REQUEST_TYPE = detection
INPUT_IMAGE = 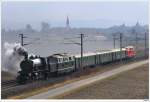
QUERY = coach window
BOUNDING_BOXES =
[58,58,60,63]
[69,57,72,60]
[58,59,60,63]
[62,63,64,67]
[65,58,68,61]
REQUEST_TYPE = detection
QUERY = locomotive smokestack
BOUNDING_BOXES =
[23,52,28,60]
[13,44,27,57]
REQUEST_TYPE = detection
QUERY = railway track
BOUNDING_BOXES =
[2,80,18,90]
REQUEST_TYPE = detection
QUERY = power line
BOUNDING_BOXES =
[131,29,138,55]
[144,31,147,58]
[80,33,84,70]
[120,33,123,62]
[112,33,119,48]
[63,33,84,70]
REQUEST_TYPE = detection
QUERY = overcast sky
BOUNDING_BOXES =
[2,1,149,29]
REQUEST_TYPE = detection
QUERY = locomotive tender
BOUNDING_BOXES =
[17,46,135,84]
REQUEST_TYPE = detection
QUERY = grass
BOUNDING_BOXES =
[57,64,149,99]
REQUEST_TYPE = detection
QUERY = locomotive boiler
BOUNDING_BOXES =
[17,53,47,84]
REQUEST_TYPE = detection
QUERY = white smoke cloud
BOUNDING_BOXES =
[3,42,27,75]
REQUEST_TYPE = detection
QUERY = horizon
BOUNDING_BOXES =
[2,22,148,31]
[2,22,149,31]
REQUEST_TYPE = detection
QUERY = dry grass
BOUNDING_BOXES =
[57,64,149,99]
[1,71,15,81]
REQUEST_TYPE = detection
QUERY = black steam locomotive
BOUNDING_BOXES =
[17,53,48,84]
[17,46,135,84]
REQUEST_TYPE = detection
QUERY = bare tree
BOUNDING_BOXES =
[41,22,50,32]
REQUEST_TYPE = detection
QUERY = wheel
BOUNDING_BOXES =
[17,72,27,84]
[17,75,27,84]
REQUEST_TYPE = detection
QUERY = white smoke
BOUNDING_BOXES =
[3,42,27,75]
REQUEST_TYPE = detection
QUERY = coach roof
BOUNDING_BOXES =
[75,48,126,58]
[49,53,73,58]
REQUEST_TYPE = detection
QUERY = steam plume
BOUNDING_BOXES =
[3,42,27,75]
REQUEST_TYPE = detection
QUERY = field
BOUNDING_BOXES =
[57,64,149,99]
[1,71,15,82]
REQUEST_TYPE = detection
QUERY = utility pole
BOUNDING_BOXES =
[63,33,84,70]
[144,32,147,58]
[113,33,116,49]
[80,33,84,70]
[120,33,123,62]
[135,31,138,53]
[19,34,27,46]
[19,34,24,46]
[132,29,138,59]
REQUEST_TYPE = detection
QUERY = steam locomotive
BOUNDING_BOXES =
[17,46,135,84]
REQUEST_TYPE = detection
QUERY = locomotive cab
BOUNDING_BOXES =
[125,46,136,58]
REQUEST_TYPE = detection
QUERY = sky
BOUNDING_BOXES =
[1,0,149,30]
